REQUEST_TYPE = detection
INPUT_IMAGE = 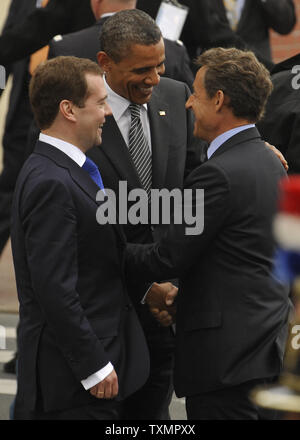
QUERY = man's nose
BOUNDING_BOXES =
[186,95,193,109]
[105,102,112,116]
[144,69,161,86]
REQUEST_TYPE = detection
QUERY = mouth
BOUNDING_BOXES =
[135,85,153,97]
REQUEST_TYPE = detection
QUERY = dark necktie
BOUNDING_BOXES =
[82,157,105,190]
[128,104,152,196]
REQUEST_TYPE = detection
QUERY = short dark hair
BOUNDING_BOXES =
[197,47,273,123]
[29,56,103,129]
[100,9,162,62]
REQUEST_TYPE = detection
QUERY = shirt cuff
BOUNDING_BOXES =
[81,362,114,390]
[141,283,154,304]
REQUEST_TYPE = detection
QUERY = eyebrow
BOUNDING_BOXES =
[98,95,108,102]
[131,59,166,73]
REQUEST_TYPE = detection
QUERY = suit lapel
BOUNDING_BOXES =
[236,0,250,31]
[210,127,261,160]
[34,141,125,243]
[99,115,142,191]
[148,88,170,189]
[34,141,100,202]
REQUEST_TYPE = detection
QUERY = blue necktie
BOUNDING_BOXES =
[82,157,105,190]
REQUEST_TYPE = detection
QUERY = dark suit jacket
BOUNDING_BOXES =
[258,53,300,174]
[0,0,94,66]
[206,0,296,61]
[87,77,203,319]
[126,127,291,397]
[11,141,149,412]
[137,0,296,62]
[48,18,194,89]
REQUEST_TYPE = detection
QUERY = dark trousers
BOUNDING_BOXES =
[121,312,175,420]
[14,395,121,420]
[186,378,279,420]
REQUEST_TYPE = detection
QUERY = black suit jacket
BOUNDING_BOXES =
[207,0,296,61]
[258,53,300,174]
[126,127,291,397]
[48,18,194,89]
[88,77,203,319]
[11,141,149,412]
[0,0,94,66]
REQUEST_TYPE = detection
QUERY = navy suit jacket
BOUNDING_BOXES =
[11,141,149,412]
[126,127,291,396]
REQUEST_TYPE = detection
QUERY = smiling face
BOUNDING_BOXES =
[74,73,111,151]
[186,67,219,143]
[98,38,165,104]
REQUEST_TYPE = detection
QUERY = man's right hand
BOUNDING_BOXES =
[89,369,118,399]
[146,282,178,326]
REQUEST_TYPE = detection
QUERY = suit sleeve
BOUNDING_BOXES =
[126,161,230,282]
[20,175,111,382]
[260,0,296,34]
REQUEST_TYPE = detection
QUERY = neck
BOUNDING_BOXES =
[208,119,252,143]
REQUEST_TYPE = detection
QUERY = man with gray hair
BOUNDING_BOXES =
[86,9,204,419]
[126,47,291,420]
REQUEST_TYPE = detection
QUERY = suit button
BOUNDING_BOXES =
[125,304,132,311]
[150,226,155,232]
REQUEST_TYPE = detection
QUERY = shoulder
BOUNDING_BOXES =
[49,24,99,55]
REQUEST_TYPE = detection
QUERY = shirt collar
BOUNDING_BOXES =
[39,133,86,167]
[103,76,148,121]
[207,124,255,159]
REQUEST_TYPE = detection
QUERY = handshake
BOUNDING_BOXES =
[146,282,178,327]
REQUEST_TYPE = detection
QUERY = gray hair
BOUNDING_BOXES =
[100,9,162,62]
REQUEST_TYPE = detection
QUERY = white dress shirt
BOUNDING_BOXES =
[39,133,114,390]
[103,77,152,152]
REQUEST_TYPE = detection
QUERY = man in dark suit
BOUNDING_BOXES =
[85,9,203,420]
[0,0,94,65]
[206,0,296,62]
[10,56,149,420]
[258,53,300,174]
[48,0,194,89]
[0,0,96,376]
[126,47,291,420]
[137,0,296,65]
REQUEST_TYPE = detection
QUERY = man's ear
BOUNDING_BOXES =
[59,100,76,122]
[97,51,113,73]
[215,90,225,112]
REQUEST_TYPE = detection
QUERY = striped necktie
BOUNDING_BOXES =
[223,0,239,31]
[128,104,152,196]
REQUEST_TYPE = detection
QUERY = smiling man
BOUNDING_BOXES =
[10,56,149,420]
[126,47,291,420]
[87,9,204,420]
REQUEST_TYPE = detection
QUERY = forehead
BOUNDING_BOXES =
[119,38,165,69]
[85,73,106,97]
[194,67,207,91]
